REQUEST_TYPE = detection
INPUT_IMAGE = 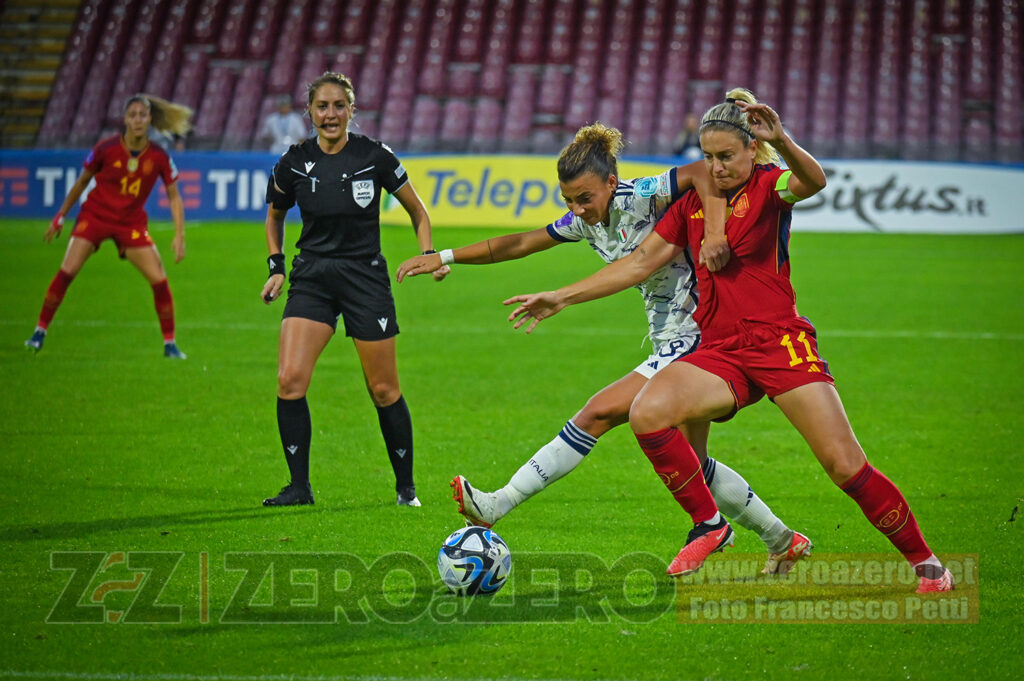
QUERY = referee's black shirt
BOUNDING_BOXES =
[267,134,410,258]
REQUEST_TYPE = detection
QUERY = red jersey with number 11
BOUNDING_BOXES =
[80,135,178,227]
[655,164,800,343]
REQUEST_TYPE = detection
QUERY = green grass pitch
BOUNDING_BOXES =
[1,217,1022,680]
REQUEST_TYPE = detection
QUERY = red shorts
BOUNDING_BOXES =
[681,316,835,421]
[72,210,153,258]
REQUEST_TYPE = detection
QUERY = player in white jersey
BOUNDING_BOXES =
[397,123,811,574]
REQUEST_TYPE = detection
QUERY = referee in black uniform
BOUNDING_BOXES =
[260,72,448,507]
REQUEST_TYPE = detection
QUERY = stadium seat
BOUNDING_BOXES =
[501,67,537,151]
[331,51,362,81]
[448,64,479,98]
[453,0,487,63]
[221,63,267,150]
[246,0,286,60]
[407,96,441,151]
[69,0,135,144]
[190,0,227,45]
[192,65,236,145]
[547,0,576,65]
[478,0,515,97]
[870,0,903,156]
[839,1,874,158]
[291,50,329,107]
[340,0,372,46]
[171,48,210,120]
[142,0,193,100]
[536,64,569,116]
[439,98,472,151]
[653,0,698,151]
[694,0,725,80]
[933,37,963,161]
[216,0,254,59]
[808,0,843,158]
[417,0,458,96]
[514,0,546,64]
[308,0,343,46]
[722,0,755,90]
[994,0,1022,161]
[964,0,993,101]
[470,97,503,152]
[105,0,166,126]
[901,0,934,160]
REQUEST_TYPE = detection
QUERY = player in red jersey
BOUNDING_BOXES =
[506,89,954,592]
[25,94,193,358]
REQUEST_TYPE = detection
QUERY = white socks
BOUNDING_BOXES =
[494,421,596,519]
[704,457,792,553]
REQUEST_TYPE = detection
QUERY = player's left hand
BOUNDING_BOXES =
[699,232,730,272]
[504,291,567,334]
[431,264,451,282]
[738,101,785,145]
[172,233,186,263]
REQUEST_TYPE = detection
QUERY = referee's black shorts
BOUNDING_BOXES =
[283,252,398,340]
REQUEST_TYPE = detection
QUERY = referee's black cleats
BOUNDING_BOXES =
[263,481,314,507]
[397,485,421,507]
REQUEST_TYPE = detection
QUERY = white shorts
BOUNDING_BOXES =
[633,335,700,379]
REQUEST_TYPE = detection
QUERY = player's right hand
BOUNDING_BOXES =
[504,291,567,334]
[262,274,284,304]
[396,253,442,283]
[44,214,64,243]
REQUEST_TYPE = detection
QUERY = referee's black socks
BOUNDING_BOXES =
[277,396,311,485]
[376,395,414,490]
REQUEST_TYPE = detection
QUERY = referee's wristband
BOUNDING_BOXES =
[439,248,455,265]
[267,253,285,277]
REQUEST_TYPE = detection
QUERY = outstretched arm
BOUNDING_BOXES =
[396,226,559,282]
[45,168,95,242]
[504,230,682,333]
[393,181,449,281]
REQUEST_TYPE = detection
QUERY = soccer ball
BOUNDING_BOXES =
[437,526,512,596]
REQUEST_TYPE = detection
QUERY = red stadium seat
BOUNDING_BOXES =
[808,0,843,158]
[448,64,480,98]
[193,65,237,146]
[901,0,934,160]
[453,0,487,63]
[933,37,963,161]
[478,0,515,97]
[291,50,329,110]
[142,0,193,100]
[501,67,537,151]
[417,0,458,96]
[106,0,167,126]
[470,98,503,152]
[694,0,725,80]
[839,1,874,158]
[407,96,442,151]
[171,48,210,119]
[965,0,993,101]
[654,0,698,151]
[190,0,226,45]
[308,0,342,46]
[439,99,473,151]
[994,0,1022,161]
[331,51,362,81]
[514,0,547,64]
[340,0,372,46]
[246,0,287,60]
[222,63,268,150]
[547,0,576,65]
[536,64,569,116]
[871,0,904,155]
[216,0,255,59]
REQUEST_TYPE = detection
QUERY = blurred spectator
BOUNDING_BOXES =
[260,96,309,155]
[672,113,702,161]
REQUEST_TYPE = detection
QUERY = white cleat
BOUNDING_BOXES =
[450,475,498,527]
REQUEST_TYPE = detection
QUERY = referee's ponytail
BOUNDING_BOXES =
[700,88,781,166]
[557,122,624,183]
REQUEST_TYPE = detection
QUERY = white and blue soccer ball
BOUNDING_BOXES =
[437,526,512,596]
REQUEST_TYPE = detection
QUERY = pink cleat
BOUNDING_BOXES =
[667,517,734,577]
[916,567,955,593]
[762,531,813,575]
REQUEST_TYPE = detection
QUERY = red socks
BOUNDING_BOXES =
[151,279,176,342]
[841,462,933,565]
[37,269,75,328]
[635,428,718,524]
